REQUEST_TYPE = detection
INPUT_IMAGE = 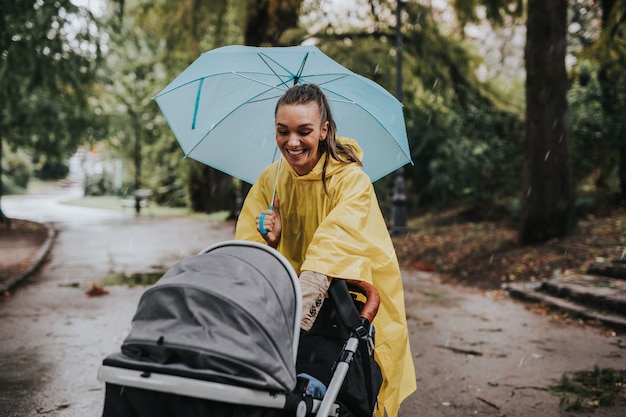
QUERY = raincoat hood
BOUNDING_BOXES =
[235,137,416,416]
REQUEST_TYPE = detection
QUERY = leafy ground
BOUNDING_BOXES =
[392,201,626,290]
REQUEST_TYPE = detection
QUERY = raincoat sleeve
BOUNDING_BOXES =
[300,166,416,417]
[234,164,279,244]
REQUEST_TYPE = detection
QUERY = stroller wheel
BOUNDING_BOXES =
[296,400,308,417]
[285,395,313,417]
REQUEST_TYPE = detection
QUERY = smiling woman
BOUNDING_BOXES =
[235,83,416,417]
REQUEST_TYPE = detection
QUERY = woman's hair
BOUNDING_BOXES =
[275,83,362,192]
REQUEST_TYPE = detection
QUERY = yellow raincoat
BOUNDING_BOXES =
[235,138,416,416]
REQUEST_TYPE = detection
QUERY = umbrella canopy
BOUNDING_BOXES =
[154,45,412,184]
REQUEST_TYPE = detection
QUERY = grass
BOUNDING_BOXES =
[58,272,165,289]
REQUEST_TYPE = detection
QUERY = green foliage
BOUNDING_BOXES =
[87,0,246,211]
[568,60,613,185]
[402,5,524,208]
[70,0,619,219]
[426,108,522,206]
[0,146,33,194]
[84,172,116,196]
[4,0,621,221]
[572,0,626,197]
[34,158,69,181]
[308,4,525,212]
[452,0,523,26]
[0,0,103,158]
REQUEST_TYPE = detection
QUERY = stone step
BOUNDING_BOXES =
[540,274,626,316]
[587,261,626,280]
[504,279,626,331]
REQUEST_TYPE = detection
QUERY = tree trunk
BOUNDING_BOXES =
[188,164,235,213]
[244,0,301,46]
[519,0,575,245]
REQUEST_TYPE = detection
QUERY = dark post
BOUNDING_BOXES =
[133,114,142,215]
[390,0,408,236]
[0,132,10,229]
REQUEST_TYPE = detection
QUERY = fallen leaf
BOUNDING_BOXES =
[86,283,109,297]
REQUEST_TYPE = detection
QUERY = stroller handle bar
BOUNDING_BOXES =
[344,279,380,324]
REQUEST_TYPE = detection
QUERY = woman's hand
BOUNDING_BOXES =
[256,198,281,248]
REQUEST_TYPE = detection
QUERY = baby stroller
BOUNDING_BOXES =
[98,240,382,417]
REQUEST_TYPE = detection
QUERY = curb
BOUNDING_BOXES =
[0,222,57,295]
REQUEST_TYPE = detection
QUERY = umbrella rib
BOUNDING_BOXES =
[232,72,292,93]
[257,52,299,87]
[292,52,309,85]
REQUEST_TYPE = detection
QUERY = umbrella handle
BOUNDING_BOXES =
[258,204,274,235]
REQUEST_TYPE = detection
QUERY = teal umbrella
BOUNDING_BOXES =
[154,45,412,184]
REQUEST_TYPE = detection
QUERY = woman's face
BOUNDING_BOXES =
[275,102,329,176]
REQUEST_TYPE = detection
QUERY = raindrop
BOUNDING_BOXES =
[518,356,525,367]
[544,150,551,161]
[488,255,494,264]
[433,78,439,89]
[563,247,568,256]
[526,187,532,198]
[621,250,625,261]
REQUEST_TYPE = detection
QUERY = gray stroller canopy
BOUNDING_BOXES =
[121,241,301,393]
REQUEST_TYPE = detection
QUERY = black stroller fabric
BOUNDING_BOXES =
[102,384,280,417]
[119,243,298,392]
[297,281,383,417]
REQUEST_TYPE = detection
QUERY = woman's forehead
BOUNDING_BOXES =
[276,102,322,123]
